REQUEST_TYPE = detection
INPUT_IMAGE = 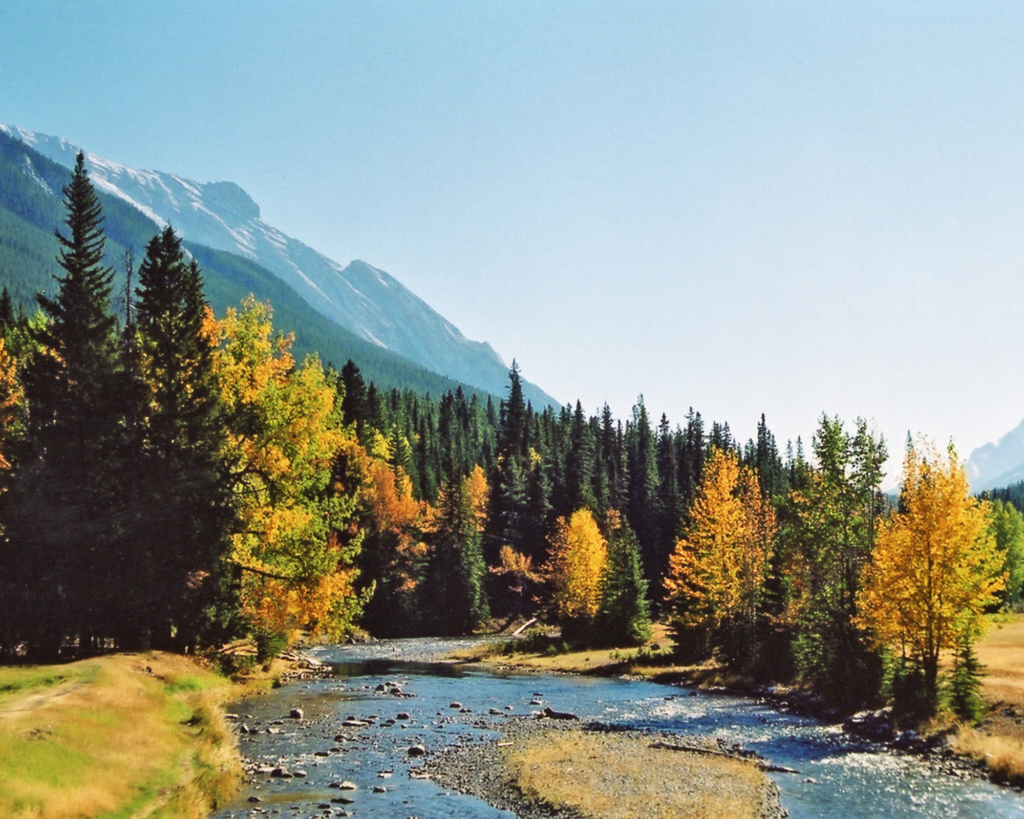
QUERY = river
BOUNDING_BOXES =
[211,638,1024,818]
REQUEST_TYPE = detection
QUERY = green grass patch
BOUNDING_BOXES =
[163,675,207,694]
[0,663,98,701]
[0,653,241,819]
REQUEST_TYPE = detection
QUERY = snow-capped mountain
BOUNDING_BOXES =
[966,416,1024,492]
[1,123,553,405]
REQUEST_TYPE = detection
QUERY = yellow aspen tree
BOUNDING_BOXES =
[546,508,607,641]
[737,467,777,625]
[664,449,774,657]
[209,297,366,638]
[466,464,489,533]
[858,440,1004,695]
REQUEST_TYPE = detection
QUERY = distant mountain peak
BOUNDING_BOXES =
[966,416,1024,492]
[0,121,555,407]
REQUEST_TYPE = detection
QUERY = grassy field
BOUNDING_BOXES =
[0,652,241,819]
[949,614,1024,783]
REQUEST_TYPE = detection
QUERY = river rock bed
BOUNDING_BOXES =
[417,714,786,819]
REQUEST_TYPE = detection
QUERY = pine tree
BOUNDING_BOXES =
[499,360,527,461]
[424,474,489,634]
[564,400,596,514]
[627,396,661,584]
[598,516,652,646]
[10,152,125,656]
[0,287,14,336]
[133,227,233,648]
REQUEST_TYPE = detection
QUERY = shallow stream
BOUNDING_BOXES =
[211,638,1024,818]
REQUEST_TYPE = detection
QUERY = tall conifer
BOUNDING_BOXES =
[11,152,124,656]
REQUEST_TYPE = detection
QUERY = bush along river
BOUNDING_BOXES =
[211,638,1024,819]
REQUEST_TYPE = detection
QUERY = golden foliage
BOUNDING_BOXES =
[858,441,1004,671]
[546,508,608,624]
[466,464,489,532]
[210,297,364,637]
[0,337,22,471]
[664,449,776,630]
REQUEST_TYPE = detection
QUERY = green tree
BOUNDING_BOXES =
[627,396,661,585]
[8,152,125,657]
[597,514,652,646]
[132,226,234,648]
[424,473,489,634]
[989,500,1024,610]
[787,416,887,708]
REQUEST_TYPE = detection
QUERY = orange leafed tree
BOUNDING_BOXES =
[546,508,607,640]
[664,449,776,657]
[858,441,1004,693]
[210,297,366,638]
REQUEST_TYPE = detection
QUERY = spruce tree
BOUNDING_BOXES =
[11,152,125,656]
[626,396,661,584]
[133,227,232,649]
[564,400,596,513]
[424,476,489,634]
[598,519,652,646]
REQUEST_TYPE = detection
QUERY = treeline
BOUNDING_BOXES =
[0,155,1017,722]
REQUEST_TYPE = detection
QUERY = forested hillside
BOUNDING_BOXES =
[0,130,516,403]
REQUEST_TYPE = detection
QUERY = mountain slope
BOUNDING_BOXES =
[966,417,1024,493]
[0,122,556,408]
[0,128,514,402]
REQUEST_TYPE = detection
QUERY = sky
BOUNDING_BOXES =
[3,1,1024,478]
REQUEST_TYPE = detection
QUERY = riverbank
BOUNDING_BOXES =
[0,652,241,818]
[422,715,785,819]
[459,618,1024,790]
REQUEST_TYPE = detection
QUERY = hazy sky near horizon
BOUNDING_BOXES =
[3,1,1024,473]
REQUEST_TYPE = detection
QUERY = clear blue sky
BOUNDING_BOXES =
[3,1,1024,472]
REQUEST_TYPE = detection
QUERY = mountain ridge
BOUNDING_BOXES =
[966,416,1024,493]
[0,122,556,408]
[0,127,548,407]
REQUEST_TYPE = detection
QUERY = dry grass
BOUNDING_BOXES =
[469,623,731,687]
[951,725,1024,784]
[975,615,1024,707]
[506,727,769,819]
[0,652,241,819]
[939,614,1024,785]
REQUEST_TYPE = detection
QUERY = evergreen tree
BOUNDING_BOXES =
[949,638,987,723]
[564,400,596,514]
[626,396,661,584]
[789,416,887,709]
[0,287,14,336]
[424,475,489,634]
[133,227,233,648]
[598,517,652,646]
[340,359,368,432]
[9,152,125,656]
[498,360,527,461]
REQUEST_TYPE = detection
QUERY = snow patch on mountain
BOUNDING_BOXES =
[3,122,549,403]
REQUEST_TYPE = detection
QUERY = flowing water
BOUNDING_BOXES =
[212,638,1024,818]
